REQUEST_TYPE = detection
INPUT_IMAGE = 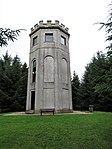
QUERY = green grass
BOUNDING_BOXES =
[0,112,112,149]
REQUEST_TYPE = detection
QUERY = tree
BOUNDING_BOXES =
[0,52,28,112]
[72,71,80,110]
[76,1,112,111]
[0,28,25,47]
[0,52,13,111]
[80,51,112,111]
[15,63,28,111]
[94,55,112,111]
[98,2,112,56]
[93,1,112,111]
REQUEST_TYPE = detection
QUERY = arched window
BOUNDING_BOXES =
[61,58,68,84]
[32,59,36,82]
[44,56,54,82]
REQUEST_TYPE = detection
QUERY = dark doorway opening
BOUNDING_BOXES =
[31,91,35,110]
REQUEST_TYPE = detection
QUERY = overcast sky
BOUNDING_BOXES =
[0,0,111,79]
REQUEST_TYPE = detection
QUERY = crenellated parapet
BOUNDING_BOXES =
[30,20,69,36]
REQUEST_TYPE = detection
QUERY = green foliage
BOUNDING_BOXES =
[0,52,28,112]
[72,71,80,110]
[75,1,112,111]
[80,51,112,111]
[72,1,112,111]
[0,113,112,149]
[98,2,112,56]
[0,28,25,47]
[0,28,19,47]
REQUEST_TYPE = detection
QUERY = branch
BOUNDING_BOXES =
[0,28,26,47]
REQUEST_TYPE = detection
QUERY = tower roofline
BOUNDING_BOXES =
[29,20,70,37]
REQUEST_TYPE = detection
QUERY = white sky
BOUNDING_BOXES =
[0,0,111,79]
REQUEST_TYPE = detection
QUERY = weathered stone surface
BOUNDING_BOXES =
[26,21,73,113]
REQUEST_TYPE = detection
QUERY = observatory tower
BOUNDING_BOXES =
[26,20,72,113]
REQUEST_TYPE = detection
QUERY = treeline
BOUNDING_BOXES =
[0,52,28,112]
[72,51,112,111]
[1,1,112,112]
[0,51,112,112]
[72,1,112,112]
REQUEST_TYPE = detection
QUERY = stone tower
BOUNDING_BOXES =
[26,20,72,113]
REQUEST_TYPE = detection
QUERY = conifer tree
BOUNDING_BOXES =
[99,2,112,55]
[80,51,112,111]
[72,71,80,110]
[0,52,28,112]
[0,28,25,47]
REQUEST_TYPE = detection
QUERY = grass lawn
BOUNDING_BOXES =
[0,112,112,149]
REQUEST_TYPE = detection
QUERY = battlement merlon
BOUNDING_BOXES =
[29,20,70,37]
